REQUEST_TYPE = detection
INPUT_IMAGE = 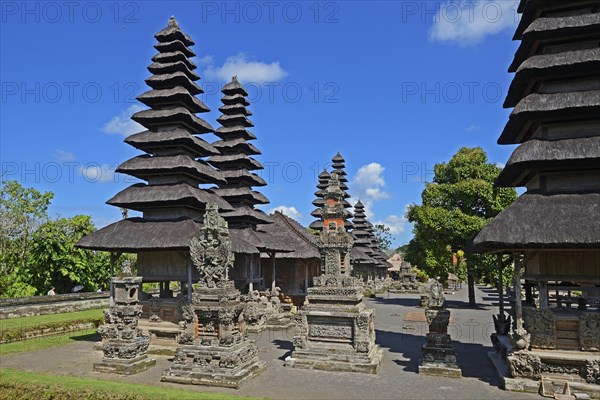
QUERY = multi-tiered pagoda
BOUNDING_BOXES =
[474,1,600,394]
[309,169,331,232]
[331,153,354,230]
[209,77,290,292]
[350,201,378,281]
[78,17,237,312]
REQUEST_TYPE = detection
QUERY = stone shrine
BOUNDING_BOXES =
[419,279,461,378]
[94,261,156,374]
[161,205,265,388]
[286,173,383,373]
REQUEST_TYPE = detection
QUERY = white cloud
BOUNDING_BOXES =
[373,214,407,235]
[194,54,214,66]
[79,163,116,183]
[350,162,390,208]
[204,53,288,84]
[495,162,506,169]
[429,1,519,46]
[54,149,75,162]
[102,104,145,136]
[466,124,481,133]
[268,205,302,221]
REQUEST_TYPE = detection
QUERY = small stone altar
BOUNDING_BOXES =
[419,279,461,378]
[286,173,383,374]
[161,205,265,388]
[94,261,156,374]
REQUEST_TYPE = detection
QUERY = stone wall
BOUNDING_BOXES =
[0,292,109,319]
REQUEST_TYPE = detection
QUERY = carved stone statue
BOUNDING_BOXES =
[190,204,234,288]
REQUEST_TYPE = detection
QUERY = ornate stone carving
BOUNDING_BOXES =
[309,324,353,340]
[585,360,600,384]
[512,327,531,351]
[579,313,600,351]
[190,204,234,289]
[523,307,555,349]
[356,315,369,330]
[507,352,541,379]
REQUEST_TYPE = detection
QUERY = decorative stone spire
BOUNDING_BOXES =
[108,16,231,221]
[209,77,271,229]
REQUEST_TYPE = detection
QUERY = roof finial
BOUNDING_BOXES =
[168,16,179,28]
[232,75,238,82]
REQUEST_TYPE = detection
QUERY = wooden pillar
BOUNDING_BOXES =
[538,281,549,309]
[497,253,504,316]
[525,281,533,304]
[187,262,193,302]
[249,255,254,292]
[512,252,524,331]
[271,253,276,290]
[304,263,309,293]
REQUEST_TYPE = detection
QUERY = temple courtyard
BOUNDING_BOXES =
[1,285,537,400]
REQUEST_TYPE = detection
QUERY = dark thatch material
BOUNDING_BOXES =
[125,128,218,157]
[496,137,600,186]
[155,16,194,46]
[212,138,260,155]
[473,192,600,252]
[506,48,600,107]
[233,226,294,253]
[216,114,253,128]
[220,170,267,187]
[107,183,232,211]
[132,107,214,133]
[117,155,225,184]
[221,207,272,226]
[208,154,263,170]
[148,61,199,81]
[215,126,256,140]
[77,217,259,254]
[219,103,252,115]
[222,79,249,96]
[259,212,319,259]
[137,88,209,113]
[510,13,600,72]
[209,187,269,205]
[152,51,197,69]
[154,39,195,58]
[498,90,600,144]
[222,94,250,106]
[145,71,203,95]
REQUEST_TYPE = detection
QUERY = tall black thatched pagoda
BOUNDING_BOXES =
[78,17,239,311]
[351,200,378,281]
[332,152,354,230]
[309,169,331,231]
[473,1,600,394]
[209,77,290,292]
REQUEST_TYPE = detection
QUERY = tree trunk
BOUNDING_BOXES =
[467,268,476,308]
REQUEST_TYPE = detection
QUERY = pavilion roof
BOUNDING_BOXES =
[259,212,319,259]
[125,128,218,157]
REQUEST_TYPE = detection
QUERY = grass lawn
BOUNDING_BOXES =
[0,308,104,331]
[0,329,99,356]
[0,368,264,400]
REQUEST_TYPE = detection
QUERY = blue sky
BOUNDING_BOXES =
[0,1,521,247]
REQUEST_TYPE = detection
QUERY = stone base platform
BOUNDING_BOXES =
[286,343,383,374]
[419,363,462,378]
[93,355,156,375]
[161,341,266,389]
[488,352,600,399]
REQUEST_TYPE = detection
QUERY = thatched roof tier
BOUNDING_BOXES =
[155,16,194,46]
[222,78,249,96]
[510,13,600,73]
[125,128,217,157]
[351,247,374,262]
[506,48,600,107]
[473,192,600,252]
[259,212,319,259]
[234,226,294,253]
[77,217,259,254]
[145,72,203,94]
[210,187,269,205]
[496,137,600,186]
[216,113,253,128]
[154,39,195,58]
[152,51,197,70]
[117,155,225,184]
[208,154,263,170]
[107,183,232,212]
[498,90,600,144]
[132,107,214,133]
[513,0,600,40]
[221,93,250,106]
[212,138,260,155]
[137,88,209,113]
[219,103,252,116]
[221,207,272,226]
[147,61,200,81]
[221,170,267,187]
[215,125,256,140]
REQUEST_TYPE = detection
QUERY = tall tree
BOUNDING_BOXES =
[373,224,392,252]
[405,147,517,307]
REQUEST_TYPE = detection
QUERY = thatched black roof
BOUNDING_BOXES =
[259,212,319,259]
[509,13,600,73]
[148,61,199,81]
[155,16,194,46]
[215,125,256,141]
[506,48,600,107]
[212,138,260,155]
[154,39,195,58]
[152,51,197,69]
[145,72,203,95]
[496,137,600,186]
[77,217,258,254]
[132,106,214,133]
[107,183,232,212]
[233,226,293,253]
[137,88,209,113]
[125,128,218,157]
[117,155,225,184]
[473,192,600,252]
[221,170,267,187]
[208,154,263,170]
[498,90,600,144]
[221,207,272,227]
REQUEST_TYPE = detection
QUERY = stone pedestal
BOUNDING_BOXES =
[419,308,461,378]
[286,275,383,373]
[161,283,265,388]
[94,271,156,374]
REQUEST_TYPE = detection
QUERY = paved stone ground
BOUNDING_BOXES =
[0,285,538,399]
